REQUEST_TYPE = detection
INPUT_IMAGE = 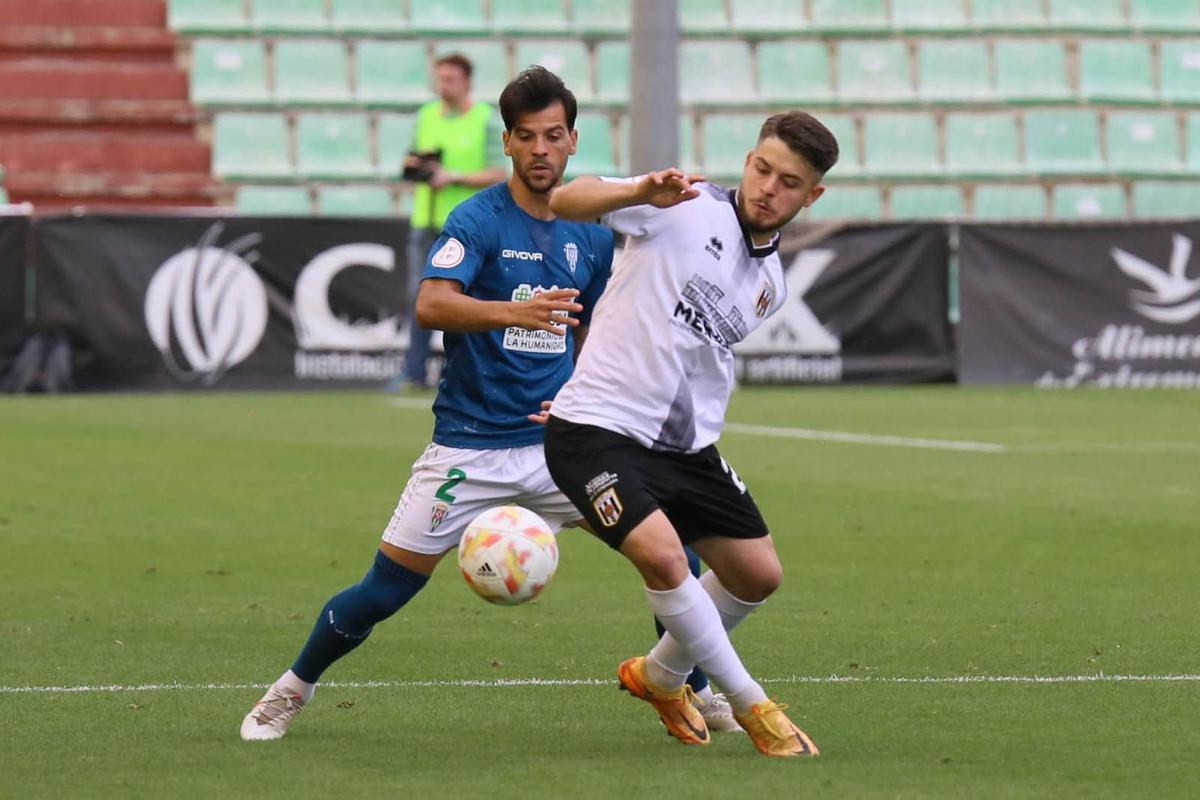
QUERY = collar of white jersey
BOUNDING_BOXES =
[727,188,781,259]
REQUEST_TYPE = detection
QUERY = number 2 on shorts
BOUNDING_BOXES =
[435,468,467,503]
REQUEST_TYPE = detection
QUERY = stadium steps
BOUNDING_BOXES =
[0,0,166,28]
[0,25,177,63]
[0,132,209,174]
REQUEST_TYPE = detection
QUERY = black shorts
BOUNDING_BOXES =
[543,416,769,549]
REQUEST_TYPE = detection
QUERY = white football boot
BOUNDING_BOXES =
[240,684,306,741]
[694,692,745,733]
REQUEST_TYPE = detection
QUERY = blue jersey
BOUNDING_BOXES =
[421,182,614,449]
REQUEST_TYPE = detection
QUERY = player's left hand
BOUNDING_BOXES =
[428,167,457,190]
[527,400,553,425]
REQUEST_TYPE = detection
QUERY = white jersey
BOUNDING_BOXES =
[551,179,787,453]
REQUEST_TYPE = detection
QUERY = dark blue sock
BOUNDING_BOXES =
[653,546,710,694]
[291,550,429,684]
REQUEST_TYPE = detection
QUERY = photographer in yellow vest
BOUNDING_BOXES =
[397,53,507,390]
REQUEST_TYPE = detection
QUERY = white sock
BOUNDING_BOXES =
[699,569,765,631]
[278,669,316,703]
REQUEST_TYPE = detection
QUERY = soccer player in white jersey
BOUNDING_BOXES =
[543,112,839,757]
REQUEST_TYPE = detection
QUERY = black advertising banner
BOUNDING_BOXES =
[959,224,1200,387]
[0,211,30,372]
[35,214,410,389]
[735,223,955,384]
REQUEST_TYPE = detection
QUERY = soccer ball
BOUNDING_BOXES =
[458,505,559,605]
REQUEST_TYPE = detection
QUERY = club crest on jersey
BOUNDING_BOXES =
[431,237,465,268]
[593,487,624,528]
[563,241,579,273]
[431,500,450,530]
[755,283,774,318]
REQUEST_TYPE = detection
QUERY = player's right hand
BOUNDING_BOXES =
[510,288,582,335]
[636,168,707,208]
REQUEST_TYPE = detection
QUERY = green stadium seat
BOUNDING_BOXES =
[837,41,913,102]
[1052,184,1127,219]
[1024,110,1103,174]
[892,0,968,33]
[317,185,395,217]
[618,115,697,173]
[995,40,1071,103]
[212,112,293,179]
[514,40,592,103]
[190,40,269,106]
[806,186,882,220]
[567,112,617,177]
[1133,181,1200,218]
[434,40,510,103]
[701,113,762,178]
[594,41,629,105]
[1161,41,1200,104]
[917,40,992,102]
[377,112,417,178]
[758,41,833,104]
[274,40,351,105]
[169,0,249,33]
[1079,41,1155,104]
[863,112,940,178]
[679,0,729,34]
[296,113,373,179]
[972,185,1047,219]
[570,0,631,35]
[1107,111,1181,176]
[492,0,568,34]
[817,114,859,177]
[1188,113,1200,172]
[730,0,806,35]
[331,0,408,34]
[810,0,888,34]
[235,185,312,215]
[890,185,964,219]
[411,0,489,36]
[355,41,430,107]
[1131,0,1200,33]
[1049,0,1126,31]
[250,0,328,33]
[969,0,1045,31]
[944,112,1021,177]
[0,186,8,205]
[680,41,754,105]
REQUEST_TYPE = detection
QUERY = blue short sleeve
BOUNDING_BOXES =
[577,229,614,327]
[422,207,491,291]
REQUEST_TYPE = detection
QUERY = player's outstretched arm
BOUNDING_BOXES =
[549,170,707,221]
[416,278,583,335]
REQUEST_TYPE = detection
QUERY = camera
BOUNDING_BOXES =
[402,149,444,183]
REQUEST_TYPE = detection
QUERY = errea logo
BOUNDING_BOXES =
[502,248,543,261]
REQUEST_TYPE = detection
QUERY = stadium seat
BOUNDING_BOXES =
[809,0,888,34]
[680,41,755,105]
[0,186,8,205]
[571,0,631,35]
[618,115,697,173]
[296,113,374,179]
[190,40,269,106]
[758,41,834,104]
[969,0,1045,31]
[806,186,882,220]
[890,185,964,219]
[1107,111,1182,176]
[514,40,592,103]
[1160,41,1200,104]
[212,113,293,179]
[1188,113,1200,172]
[1048,0,1126,31]
[818,114,859,177]
[411,0,489,36]
[679,0,729,34]
[837,41,913,102]
[1024,110,1104,174]
[1052,184,1127,219]
[995,41,1072,103]
[917,40,992,102]
[169,0,249,33]
[1131,0,1200,33]
[972,185,1047,219]
[235,185,312,215]
[1133,181,1200,218]
[568,113,617,176]
[316,185,395,216]
[251,0,329,33]
[1079,41,1155,104]
[892,0,968,33]
[491,0,569,34]
[377,112,417,178]
[356,41,430,107]
[701,113,762,178]
[434,40,510,104]
[594,41,629,105]
[944,112,1021,177]
[331,0,408,34]
[274,40,351,105]
[730,0,806,35]
[863,112,940,178]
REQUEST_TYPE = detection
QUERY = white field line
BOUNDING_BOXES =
[724,422,1008,454]
[387,398,434,410]
[3,673,1199,695]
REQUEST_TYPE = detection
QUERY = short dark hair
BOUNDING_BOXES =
[434,53,473,79]
[758,112,839,174]
[498,65,578,132]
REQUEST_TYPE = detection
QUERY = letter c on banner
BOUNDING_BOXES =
[293,243,404,350]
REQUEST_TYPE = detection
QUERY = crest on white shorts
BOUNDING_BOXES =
[593,487,623,528]
[431,500,450,530]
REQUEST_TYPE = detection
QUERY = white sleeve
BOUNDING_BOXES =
[598,176,665,238]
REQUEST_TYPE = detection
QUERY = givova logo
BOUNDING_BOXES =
[144,225,268,384]
[1111,234,1200,324]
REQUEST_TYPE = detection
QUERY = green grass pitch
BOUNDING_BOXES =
[2,387,1198,798]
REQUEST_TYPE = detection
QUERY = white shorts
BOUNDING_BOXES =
[381,442,583,555]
